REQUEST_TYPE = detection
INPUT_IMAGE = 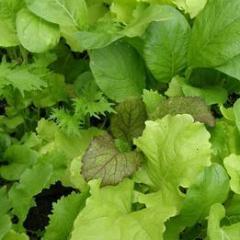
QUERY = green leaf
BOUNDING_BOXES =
[217,54,240,80]
[110,97,147,143]
[32,73,67,107]
[0,215,11,240]
[233,99,240,132]
[144,8,190,83]
[0,19,18,47]
[165,164,229,240]
[0,62,47,96]
[2,230,29,240]
[0,0,24,47]
[224,154,240,194]
[82,133,141,186]
[8,161,53,224]
[0,145,38,181]
[0,187,11,216]
[189,0,240,68]
[166,76,228,105]
[70,180,176,240]
[90,41,146,102]
[151,96,215,127]
[16,8,60,53]
[123,5,177,38]
[142,89,165,116]
[44,192,89,240]
[134,114,211,192]
[25,0,89,29]
[173,0,207,18]
[210,120,240,163]
[207,203,240,240]
[74,72,115,118]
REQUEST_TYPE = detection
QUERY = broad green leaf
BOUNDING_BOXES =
[233,99,240,132]
[224,154,240,194]
[32,73,67,107]
[0,215,11,240]
[16,9,60,53]
[151,96,215,126]
[181,163,229,223]
[207,203,240,240]
[0,145,38,181]
[8,161,53,224]
[217,55,240,80]
[134,114,211,192]
[82,133,140,186]
[144,8,190,83]
[61,23,121,52]
[90,42,145,102]
[173,0,207,18]
[165,164,229,240]
[123,5,177,38]
[25,0,89,29]
[110,0,137,24]
[0,0,24,47]
[44,192,89,240]
[142,89,165,116]
[70,180,176,240]
[0,187,11,216]
[210,120,240,163]
[110,98,147,143]
[2,230,29,240]
[166,76,228,105]
[0,19,18,47]
[189,0,240,68]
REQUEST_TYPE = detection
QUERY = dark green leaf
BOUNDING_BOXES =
[90,41,146,102]
[110,98,147,143]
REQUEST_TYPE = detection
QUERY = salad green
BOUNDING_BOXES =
[1,0,240,239]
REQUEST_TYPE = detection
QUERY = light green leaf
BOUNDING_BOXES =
[208,203,240,240]
[82,133,140,186]
[0,145,38,181]
[123,5,177,38]
[44,192,88,240]
[217,54,240,80]
[8,161,53,224]
[134,114,211,192]
[144,8,190,83]
[210,120,240,163]
[173,0,207,18]
[90,41,145,102]
[110,97,147,143]
[224,154,240,194]
[166,76,227,105]
[32,73,67,107]
[142,89,165,116]
[0,62,47,96]
[151,96,215,127]
[0,19,18,47]
[233,99,240,132]
[165,164,229,240]
[0,0,24,47]
[25,0,88,29]
[2,230,29,240]
[189,0,240,68]
[70,180,176,240]
[16,8,60,53]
